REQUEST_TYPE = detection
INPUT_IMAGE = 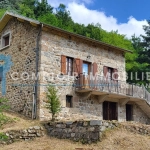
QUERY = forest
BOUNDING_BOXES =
[0,0,150,86]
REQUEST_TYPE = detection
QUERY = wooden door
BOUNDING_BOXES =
[126,104,133,121]
[103,101,117,120]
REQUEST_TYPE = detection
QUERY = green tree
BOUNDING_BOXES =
[46,86,61,121]
[38,13,58,26]
[55,4,73,30]
[34,0,53,18]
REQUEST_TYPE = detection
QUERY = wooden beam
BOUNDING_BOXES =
[30,22,38,27]
[119,98,130,106]
[17,18,24,22]
[98,94,109,103]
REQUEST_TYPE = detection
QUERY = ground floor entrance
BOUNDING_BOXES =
[103,101,118,120]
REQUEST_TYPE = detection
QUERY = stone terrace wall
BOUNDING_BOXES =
[0,18,39,117]
[44,120,120,144]
[0,126,44,145]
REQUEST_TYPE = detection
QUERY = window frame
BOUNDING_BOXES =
[1,32,11,50]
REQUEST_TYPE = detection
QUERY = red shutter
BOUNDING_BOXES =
[103,66,108,79]
[93,62,97,76]
[74,58,83,76]
[61,55,66,74]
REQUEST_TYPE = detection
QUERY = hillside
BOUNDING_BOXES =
[0,112,150,150]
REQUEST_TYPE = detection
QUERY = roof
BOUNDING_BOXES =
[0,11,132,53]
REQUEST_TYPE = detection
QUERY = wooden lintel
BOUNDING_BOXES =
[98,94,109,103]
[30,22,38,27]
[119,98,130,106]
[17,18,24,22]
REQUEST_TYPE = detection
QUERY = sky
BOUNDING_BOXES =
[47,0,149,38]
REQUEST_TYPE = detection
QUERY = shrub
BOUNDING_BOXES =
[46,86,61,121]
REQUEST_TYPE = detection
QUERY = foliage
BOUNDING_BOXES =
[0,132,8,141]
[0,1,150,86]
[0,9,6,19]
[46,86,61,121]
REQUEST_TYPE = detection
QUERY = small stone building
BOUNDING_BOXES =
[0,12,150,124]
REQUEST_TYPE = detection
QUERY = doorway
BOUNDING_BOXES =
[126,104,133,121]
[103,101,118,120]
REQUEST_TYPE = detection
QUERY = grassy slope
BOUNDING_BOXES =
[1,112,150,150]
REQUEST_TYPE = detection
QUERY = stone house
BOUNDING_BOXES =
[0,12,150,124]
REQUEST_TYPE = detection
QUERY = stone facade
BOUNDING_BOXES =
[0,18,39,117]
[0,14,149,124]
[39,29,150,124]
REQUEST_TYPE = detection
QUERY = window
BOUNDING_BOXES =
[66,57,73,75]
[66,95,72,108]
[1,33,10,49]
[103,66,118,81]
[83,61,91,75]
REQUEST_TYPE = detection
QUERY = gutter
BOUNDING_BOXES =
[32,23,43,119]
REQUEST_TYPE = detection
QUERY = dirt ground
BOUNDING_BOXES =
[1,112,150,150]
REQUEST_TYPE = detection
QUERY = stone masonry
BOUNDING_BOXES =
[0,18,39,117]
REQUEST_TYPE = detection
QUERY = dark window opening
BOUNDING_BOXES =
[126,104,133,121]
[66,95,72,108]
[66,57,73,76]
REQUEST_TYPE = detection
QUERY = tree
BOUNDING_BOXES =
[34,0,53,18]
[0,0,21,9]
[55,4,73,29]
[38,13,58,26]
[46,86,61,121]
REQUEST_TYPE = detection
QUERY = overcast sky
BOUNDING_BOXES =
[47,0,148,38]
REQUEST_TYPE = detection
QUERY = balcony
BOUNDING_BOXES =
[75,75,150,110]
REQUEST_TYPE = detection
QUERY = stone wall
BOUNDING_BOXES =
[39,29,126,121]
[0,18,39,117]
[45,120,120,144]
[0,126,44,145]
[133,104,150,124]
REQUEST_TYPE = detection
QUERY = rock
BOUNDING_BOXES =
[33,126,41,130]
[100,126,106,132]
[71,133,75,137]
[90,120,102,126]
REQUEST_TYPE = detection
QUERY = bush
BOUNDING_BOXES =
[46,86,61,121]
[0,132,8,141]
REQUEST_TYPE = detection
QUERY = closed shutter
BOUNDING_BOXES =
[103,66,108,79]
[93,62,97,76]
[61,55,66,74]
